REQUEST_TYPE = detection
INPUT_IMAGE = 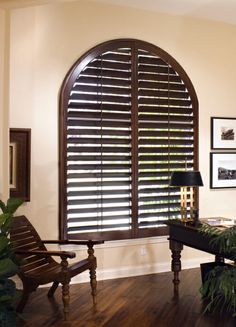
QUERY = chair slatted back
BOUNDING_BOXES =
[10,215,56,274]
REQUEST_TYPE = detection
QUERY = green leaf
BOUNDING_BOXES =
[0,200,7,214]
[0,259,18,279]
[0,214,11,227]
[200,265,236,316]
[6,198,24,215]
[0,295,13,302]
[0,307,16,326]
[0,236,9,252]
[1,216,14,235]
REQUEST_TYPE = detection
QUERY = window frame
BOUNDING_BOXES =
[59,39,199,241]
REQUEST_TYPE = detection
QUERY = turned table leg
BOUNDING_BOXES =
[169,240,183,294]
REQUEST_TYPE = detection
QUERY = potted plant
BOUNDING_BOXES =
[199,223,236,317]
[0,198,24,326]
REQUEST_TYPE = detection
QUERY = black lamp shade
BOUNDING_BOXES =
[169,171,203,187]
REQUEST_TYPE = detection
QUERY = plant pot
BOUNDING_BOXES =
[200,262,230,284]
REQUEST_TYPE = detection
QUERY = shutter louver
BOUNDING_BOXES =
[60,39,198,241]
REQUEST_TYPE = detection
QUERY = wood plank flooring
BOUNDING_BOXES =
[16,268,236,327]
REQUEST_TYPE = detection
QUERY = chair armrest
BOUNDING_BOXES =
[42,240,105,246]
[15,249,76,259]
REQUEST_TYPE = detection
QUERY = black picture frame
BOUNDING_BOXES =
[10,128,31,201]
[210,152,236,189]
[211,117,236,149]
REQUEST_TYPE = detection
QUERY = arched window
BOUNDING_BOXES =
[59,39,198,241]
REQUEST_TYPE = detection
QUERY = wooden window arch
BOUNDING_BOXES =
[59,39,199,241]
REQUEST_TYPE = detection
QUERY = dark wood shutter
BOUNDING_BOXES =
[59,39,198,241]
[137,49,195,236]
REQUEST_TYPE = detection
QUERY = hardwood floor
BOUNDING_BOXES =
[16,268,236,327]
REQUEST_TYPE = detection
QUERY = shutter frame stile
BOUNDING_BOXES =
[131,42,139,238]
[59,39,199,241]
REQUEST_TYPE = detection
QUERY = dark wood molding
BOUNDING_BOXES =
[10,128,31,201]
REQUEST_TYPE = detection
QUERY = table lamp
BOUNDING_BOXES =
[169,171,203,223]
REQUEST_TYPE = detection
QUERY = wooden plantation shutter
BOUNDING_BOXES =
[137,49,195,236]
[59,39,198,241]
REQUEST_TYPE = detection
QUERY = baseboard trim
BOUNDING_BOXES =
[13,255,213,288]
[70,255,214,284]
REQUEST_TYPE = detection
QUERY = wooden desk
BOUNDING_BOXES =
[167,220,233,293]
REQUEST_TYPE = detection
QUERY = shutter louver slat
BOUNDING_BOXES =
[82,67,131,79]
[67,181,131,187]
[68,213,131,224]
[69,103,131,112]
[138,114,193,122]
[138,64,176,75]
[68,111,131,121]
[77,76,131,87]
[138,98,192,106]
[138,139,193,145]
[139,81,186,91]
[68,164,131,170]
[139,106,193,115]
[68,129,130,137]
[68,155,131,162]
[88,60,131,71]
[139,89,190,99]
[139,72,182,83]
[67,137,130,145]
[138,163,193,172]
[138,154,193,161]
[138,147,193,153]
[68,205,131,214]
[73,84,131,95]
[139,122,193,129]
[139,130,193,137]
[68,121,131,129]
[138,56,169,65]
[68,146,131,153]
[70,93,131,103]
[99,52,131,62]
[68,189,130,197]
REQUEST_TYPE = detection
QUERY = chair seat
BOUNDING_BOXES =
[22,258,94,285]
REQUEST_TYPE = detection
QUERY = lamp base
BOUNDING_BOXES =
[192,208,200,226]
[180,206,193,223]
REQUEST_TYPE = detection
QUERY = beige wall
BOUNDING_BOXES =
[7,0,236,280]
[0,8,9,201]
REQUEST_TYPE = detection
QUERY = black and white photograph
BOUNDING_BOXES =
[210,152,236,188]
[221,127,234,140]
[211,117,236,149]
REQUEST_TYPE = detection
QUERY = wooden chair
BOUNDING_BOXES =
[10,215,104,320]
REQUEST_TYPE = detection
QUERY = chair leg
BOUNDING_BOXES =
[48,281,59,297]
[62,281,70,321]
[17,289,31,313]
[89,267,97,306]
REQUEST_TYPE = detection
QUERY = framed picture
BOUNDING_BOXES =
[211,117,236,149]
[10,128,31,201]
[210,152,236,189]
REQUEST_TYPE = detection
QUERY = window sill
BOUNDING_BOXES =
[60,235,168,251]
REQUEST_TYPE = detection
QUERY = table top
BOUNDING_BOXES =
[166,218,234,259]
